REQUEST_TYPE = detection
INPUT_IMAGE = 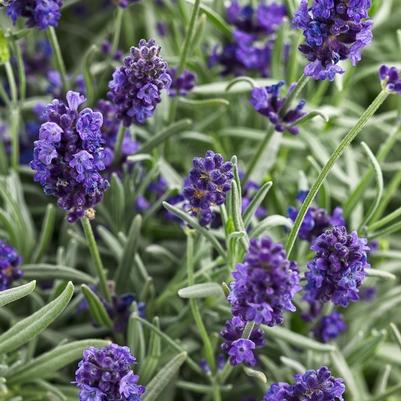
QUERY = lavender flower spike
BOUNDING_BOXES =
[183,150,233,227]
[5,0,63,30]
[250,81,306,135]
[304,226,370,307]
[264,366,345,401]
[313,311,347,343]
[108,39,172,126]
[31,91,110,223]
[228,237,301,326]
[293,0,373,80]
[75,343,145,401]
[379,65,401,94]
[0,240,23,291]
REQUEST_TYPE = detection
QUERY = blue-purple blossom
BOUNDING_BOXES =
[209,1,286,77]
[30,91,110,222]
[108,39,171,126]
[116,0,140,8]
[0,240,23,291]
[250,81,306,135]
[264,366,345,401]
[183,150,233,226]
[220,316,265,367]
[304,226,370,307]
[288,191,345,242]
[228,237,300,326]
[75,344,145,401]
[5,0,63,30]
[379,65,401,94]
[168,68,197,97]
[293,0,373,80]
[313,311,347,343]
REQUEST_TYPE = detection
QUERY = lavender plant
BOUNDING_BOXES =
[0,1,401,401]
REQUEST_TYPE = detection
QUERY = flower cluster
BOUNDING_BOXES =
[168,68,197,97]
[0,240,23,291]
[264,366,345,401]
[183,150,233,226]
[228,237,300,326]
[288,190,345,242]
[75,344,145,401]
[250,81,306,135]
[209,1,286,77]
[304,226,370,307]
[379,65,401,94]
[313,311,347,343]
[30,91,110,222]
[220,316,265,366]
[293,0,373,80]
[108,39,171,126]
[4,0,63,30]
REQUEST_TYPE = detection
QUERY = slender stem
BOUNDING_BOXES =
[0,83,10,106]
[242,321,255,339]
[168,0,201,123]
[186,231,217,374]
[243,125,274,184]
[112,7,124,53]
[12,40,26,102]
[4,62,17,104]
[47,27,69,90]
[280,73,309,117]
[285,89,390,257]
[368,206,401,232]
[81,217,111,302]
[10,108,20,170]
[113,122,125,165]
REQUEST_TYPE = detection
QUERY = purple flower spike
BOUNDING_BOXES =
[220,316,265,367]
[75,344,145,401]
[293,0,373,80]
[183,150,233,227]
[313,311,347,343]
[250,82,306,135]
[228,237,300,326]
[0,240,23,291]
[108,39,171,126]
[264,366,345,401]
[168,68,197,97]
[304,226,370,307]
[30,91,110,223]
[379,65,401,94]
[5,0,63,30]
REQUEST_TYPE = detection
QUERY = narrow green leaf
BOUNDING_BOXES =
[114,215,142,293]
[0,29,10,62]
[22,264,96,284]
[359,142,384,228]
[192,79,274,96]
[128,304,146,363]
[250,215,293,238]
[243,181,273,227]
[178,97,229,108]
[81,285,113,329]
[139,317,161,383]
[97,225,123,260]
[262,326,335,352]
[185,0,232,37]
[7,339,109,384]
[347,330,387,366]
[366,269,396,281]
[143,352,187,401]
[110,173,126,230]
[178,283,224,299]
[137,119,192,154]
[0,281,36,308]
[32,204,56,263]
[162,202,226,259]
[82,45,98,107]
[0,282,74,354]
[243,366,267,384]
[389,323,401,350]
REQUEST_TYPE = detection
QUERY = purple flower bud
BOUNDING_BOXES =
[0,240,23,291]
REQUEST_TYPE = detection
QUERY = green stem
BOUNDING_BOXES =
[186,231,217,374]
[285,89,390,257]
[112,7,124,53]
[81,217,111,302]
[12,41,26,102]
[243,125,274,184]
[47,27,69,91]
[10,108,20,171]
[4,62,17,104]
[168,0,201,123]
[242,321,255,339]
[280,73,309,117]
[368,206,401,232]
